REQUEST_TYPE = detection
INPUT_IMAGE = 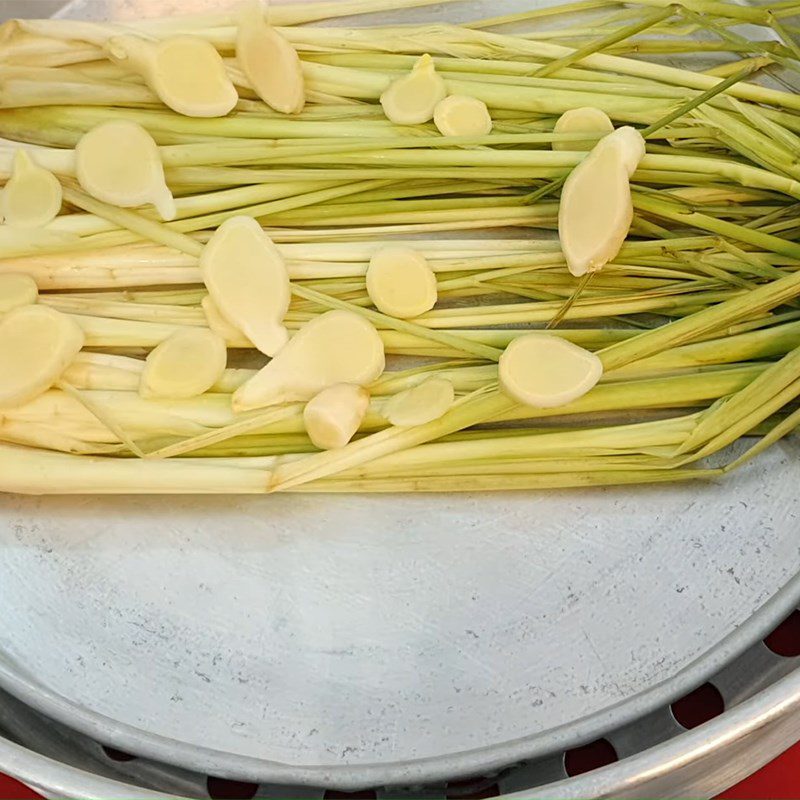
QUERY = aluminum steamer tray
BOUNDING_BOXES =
[1,0,800,797]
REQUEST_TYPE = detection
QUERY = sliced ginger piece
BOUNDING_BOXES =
[552,107,614,151]
[433,95,492,137]
[237,2,305,114]
[380,54,447,125]
[1,150,62,229]
[200,216,290,357]
[383,376,454,427]
[201,295,251,346]
[0,305,84,409]
[366,245,437,319]
[233,310,385,412]
[76,121,175,221]
[140,328,227,399]
[106,34,238,118]
[601,125,647,177]
[304,383,369,450]
[499,334,602,408]
[0,273,38,313]
[558,126,645,278]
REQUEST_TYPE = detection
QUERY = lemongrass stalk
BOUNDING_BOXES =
[280,25,800,110]
[634,194,800,257]
[494,365,767,425]
[681,374,800,463]
[293,468,719,493]
[335,416,698,477]
[145,406,303,460]
[0,442,269,494]
[55,380,146,458]
[291,284,504,362]
[721,404,800,473]
[600,271,800,371]
[677,343,800,454]
[268,387,516,492]
[533,6,675,77]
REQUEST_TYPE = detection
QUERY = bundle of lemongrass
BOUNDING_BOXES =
[2,0,800,494]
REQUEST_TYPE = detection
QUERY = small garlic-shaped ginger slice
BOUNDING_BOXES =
[383,376,454,426]
[232,310,385,412]
[106,34,238,118]
[0,305,84,409]
[380,54,447,125]
[200,216,290,357]
[237,1,305,114]
[552,107,614,151]
[303,383,369,450]
[76,121,175,221]
[433,95,492,137]
[0,273,38,313]
[366,245,437,319]
[499,334,602,408]
[1,150,62,229]
[558,126,645,278]
[140,328,227,399]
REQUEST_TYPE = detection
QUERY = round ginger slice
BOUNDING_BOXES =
[499,334,602,408]
[380,54,447,125]
[107,34,238,118]
[0,305,84,409]
[1,150,62,229]
[552,107,614,151]
[366,246,437,319]
[140,328,227,399]
[0,273,38,313]
[76,121,175,221]
[433,95,492,137]
[383,376,455,426]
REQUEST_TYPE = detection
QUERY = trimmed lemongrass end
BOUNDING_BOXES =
[106,34,238,118]
[200,216,290,357]
[552,107,614,152]
[303,383,370,450]
[433,95,492,137]
[1,150,62,229]
[201,295,251,346]
[366,245,437,319]
[140,328,226,399]
[380,54,447,125]
[0,305,84,409]
[559,135,638,278]
[232,309,385,412]
[75,121,176,221]
[237,1,305,114]
[0,273,38,313]
[383,376,455,426]
[498,334,602,409]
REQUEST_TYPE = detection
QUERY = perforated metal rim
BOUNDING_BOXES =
[2,641,800,800]
[2,574,800,791]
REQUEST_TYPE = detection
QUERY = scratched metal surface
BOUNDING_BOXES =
[1,0,800,789]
